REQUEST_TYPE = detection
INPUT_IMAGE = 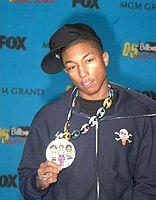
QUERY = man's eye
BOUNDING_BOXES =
[86,58,94,63]
[68,65,76,71]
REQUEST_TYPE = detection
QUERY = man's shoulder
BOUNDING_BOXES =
[110,82,156,116]
[35,87,73,118]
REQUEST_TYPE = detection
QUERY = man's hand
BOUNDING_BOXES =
[36,161,62,189]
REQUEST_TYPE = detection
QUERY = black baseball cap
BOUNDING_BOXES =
[41,23,103,74]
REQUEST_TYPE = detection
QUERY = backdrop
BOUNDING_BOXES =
[0,0,156,199]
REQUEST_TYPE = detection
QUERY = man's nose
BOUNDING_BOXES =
[78,65,88,78]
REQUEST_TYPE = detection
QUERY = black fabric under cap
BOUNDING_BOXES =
[41,23,103,74]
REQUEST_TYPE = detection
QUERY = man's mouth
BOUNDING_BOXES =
[81,81,93,88]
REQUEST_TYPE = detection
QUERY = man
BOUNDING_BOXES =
[18,23,156,200]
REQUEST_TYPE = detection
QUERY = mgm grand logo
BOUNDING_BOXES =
[0,87,45,96]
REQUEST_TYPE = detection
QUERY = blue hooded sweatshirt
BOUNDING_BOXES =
[18,82,156,200]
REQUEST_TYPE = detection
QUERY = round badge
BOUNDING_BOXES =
[46,138,76,169]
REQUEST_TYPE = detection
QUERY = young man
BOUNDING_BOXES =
[18,23,156,200]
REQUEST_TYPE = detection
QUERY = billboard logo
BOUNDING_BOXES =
[10,127,29,136]
[0,36,26,50]
[0,127,29,144]
[0,175,17,188]
[122,42,138,58]
[138,42,156,52]
[122,42,156,59]
[72,0,100,9]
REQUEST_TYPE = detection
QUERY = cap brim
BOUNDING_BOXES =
[41,23,103,74]
[41,51,64,74]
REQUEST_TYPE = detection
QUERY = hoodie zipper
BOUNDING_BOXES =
[76,111,100,199]
[73,108,101,199]
[95,123,100,200]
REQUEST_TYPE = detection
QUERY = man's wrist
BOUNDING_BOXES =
[36,176,45,190]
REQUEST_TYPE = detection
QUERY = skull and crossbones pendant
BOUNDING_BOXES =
[114,129,132,145]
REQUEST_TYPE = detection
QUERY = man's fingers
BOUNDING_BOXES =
[38,160,62,183]
[40,161,61,170]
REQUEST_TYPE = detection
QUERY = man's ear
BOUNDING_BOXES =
[102,52,109,67]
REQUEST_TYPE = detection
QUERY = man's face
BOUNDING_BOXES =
[62,41,109,100]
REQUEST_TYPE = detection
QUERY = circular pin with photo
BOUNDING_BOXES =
[46,138,76,169]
